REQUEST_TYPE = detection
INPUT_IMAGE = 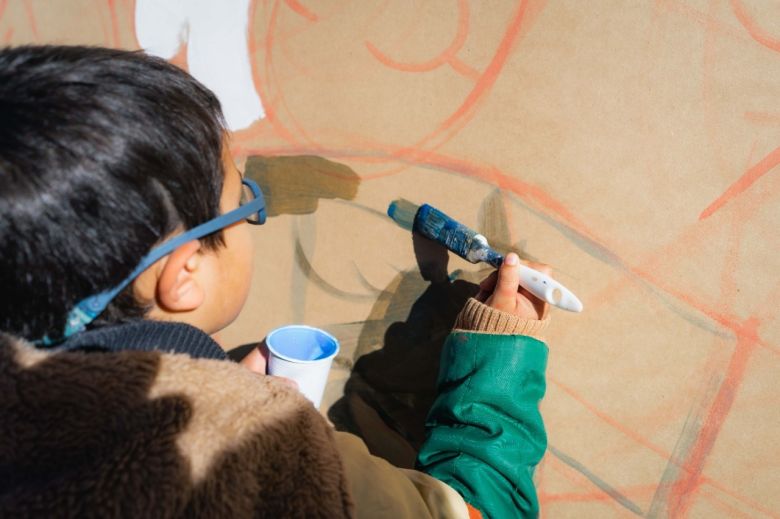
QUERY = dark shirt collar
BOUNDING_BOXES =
[57,320,227,360]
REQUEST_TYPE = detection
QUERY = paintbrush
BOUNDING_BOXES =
[387,199,583,312]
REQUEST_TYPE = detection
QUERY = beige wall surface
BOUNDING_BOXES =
[3,1,779,517]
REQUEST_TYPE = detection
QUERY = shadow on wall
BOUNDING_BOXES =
[327,242,479,469]
[327,189,531,469]
[239,155,529,470]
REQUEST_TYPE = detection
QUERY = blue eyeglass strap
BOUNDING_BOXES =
[38,180,265,346]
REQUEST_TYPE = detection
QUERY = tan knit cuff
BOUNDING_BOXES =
[453,298,550,340]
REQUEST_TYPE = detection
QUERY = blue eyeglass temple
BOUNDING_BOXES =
[38,178,266,346]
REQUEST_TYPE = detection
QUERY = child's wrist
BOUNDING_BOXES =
[453,298,550,340]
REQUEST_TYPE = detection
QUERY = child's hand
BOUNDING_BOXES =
[475,253,550,320]
[240,343,299,390]
[240,344,269,374]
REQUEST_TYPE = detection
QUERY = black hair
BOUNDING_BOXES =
[0,45,227,340]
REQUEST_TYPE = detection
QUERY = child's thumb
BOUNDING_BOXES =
[490,253,521,311]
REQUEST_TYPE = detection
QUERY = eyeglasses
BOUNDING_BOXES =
[240,177,266,225]
[39,177,267,345]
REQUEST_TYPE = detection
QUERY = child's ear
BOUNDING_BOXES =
[157,240,205,312]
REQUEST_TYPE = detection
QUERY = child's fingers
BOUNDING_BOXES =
[489,253,522,311]
[476,257,554,319]
[518,286,534,301]
[240,345,268,374]
[518,286,548,319]
[479,271,498,291]
[516,290,539,318]
[476,271,498,302]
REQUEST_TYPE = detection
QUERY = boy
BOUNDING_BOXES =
[0,45,550,518]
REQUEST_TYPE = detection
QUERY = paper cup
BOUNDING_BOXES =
[265,325,340,408]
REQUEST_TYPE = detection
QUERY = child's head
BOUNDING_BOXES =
[0,45,258,341]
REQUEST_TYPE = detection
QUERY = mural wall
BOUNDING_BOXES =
[2,1,778,516]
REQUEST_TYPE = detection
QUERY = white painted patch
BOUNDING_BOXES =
[135,0,265,130]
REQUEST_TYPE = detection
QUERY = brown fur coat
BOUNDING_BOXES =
[0,333,354,518]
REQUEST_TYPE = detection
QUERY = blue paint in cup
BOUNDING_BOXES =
[265,325,339,362]
[265,325,340,408]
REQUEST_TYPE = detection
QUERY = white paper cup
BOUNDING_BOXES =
[265,325,340,408]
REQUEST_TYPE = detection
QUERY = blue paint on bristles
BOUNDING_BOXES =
[388,199,504,268]
[414,204,504,268]
[386,199,417,231]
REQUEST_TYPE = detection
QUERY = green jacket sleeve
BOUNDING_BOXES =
[416,331,548,519]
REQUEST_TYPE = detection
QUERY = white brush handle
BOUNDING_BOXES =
[517,264,583,312]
